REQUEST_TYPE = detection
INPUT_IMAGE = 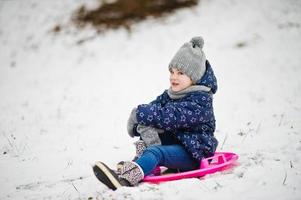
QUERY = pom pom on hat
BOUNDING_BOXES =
[190,36,204,49]
[169,36,207,83]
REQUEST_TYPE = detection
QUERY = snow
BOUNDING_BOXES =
[0,0,301,199]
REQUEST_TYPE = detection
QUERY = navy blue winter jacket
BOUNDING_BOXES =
[136,61,218,162]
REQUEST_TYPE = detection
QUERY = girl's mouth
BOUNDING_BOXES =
[171,82,179,87]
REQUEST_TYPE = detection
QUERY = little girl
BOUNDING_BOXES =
[93,36,218,190]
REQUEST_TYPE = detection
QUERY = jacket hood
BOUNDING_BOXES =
[196,60,218,94]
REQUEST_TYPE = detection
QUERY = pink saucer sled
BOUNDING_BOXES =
[143,152,239,183]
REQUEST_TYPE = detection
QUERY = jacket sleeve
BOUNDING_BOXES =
[149,90,169,105]
[136,99,213,131]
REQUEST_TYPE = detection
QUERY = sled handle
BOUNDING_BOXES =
[200,154,227,169]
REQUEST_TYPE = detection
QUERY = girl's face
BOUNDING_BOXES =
[169,68,193,92]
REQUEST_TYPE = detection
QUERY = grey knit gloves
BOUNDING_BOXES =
[127,107,138,138]
[127,107,163,147]
[137,125,162,146]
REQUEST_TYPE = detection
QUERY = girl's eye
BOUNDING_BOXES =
[178,71,184,75]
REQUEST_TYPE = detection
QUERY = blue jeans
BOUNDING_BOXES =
[135,145,199,176]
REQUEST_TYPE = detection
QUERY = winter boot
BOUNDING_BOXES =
[115,140,146,175]
[93,161,144,190]
[118,161,144,186]
[93,161,130,190]
[116,161,125,175]
[133,140,147,160]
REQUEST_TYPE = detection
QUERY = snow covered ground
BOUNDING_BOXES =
[0,0,301,199]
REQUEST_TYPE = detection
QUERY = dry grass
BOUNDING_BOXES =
[72,0,199,32]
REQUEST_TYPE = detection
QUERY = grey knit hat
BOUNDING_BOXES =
[169,36,206,83]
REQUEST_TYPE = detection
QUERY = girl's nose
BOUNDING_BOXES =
[170,74,175,81]
[170,73,177,80]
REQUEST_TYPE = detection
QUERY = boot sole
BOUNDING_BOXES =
[93,161,122,190]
